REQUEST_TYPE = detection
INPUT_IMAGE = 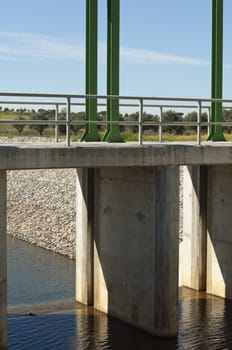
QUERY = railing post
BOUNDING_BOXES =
[197,101,202,145]
[55,104,59,143]
[207,106,211,137]
[66,97,71,147]
[159,107,163,142]
[138,99,143,145]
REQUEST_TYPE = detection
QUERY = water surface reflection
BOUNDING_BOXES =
[9,288,232,349]
[179,288,232,350]
[7,237,232,349]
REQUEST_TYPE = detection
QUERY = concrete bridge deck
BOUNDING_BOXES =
[1,142,232,170]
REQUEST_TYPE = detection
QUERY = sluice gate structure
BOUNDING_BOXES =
[1,136,232,347]
[0,0,230,347]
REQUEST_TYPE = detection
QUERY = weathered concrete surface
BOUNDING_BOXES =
[76,168,94,305]
[0,171,7,349]
[2,143,232,170]
[207,165,232,299]
[181,166,207,290]
[92,167,179,337]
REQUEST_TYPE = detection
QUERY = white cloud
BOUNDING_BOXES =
[121,46,209,66]
[0,31,85,61]
[0,31,210,67]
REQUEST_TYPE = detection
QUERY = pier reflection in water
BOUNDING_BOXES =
[7,236,232,349]
[8,289,232,350]
[72,289,232,350]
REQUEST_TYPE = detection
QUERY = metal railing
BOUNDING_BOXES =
[0,92,232,146]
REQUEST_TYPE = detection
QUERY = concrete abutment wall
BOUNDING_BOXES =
[76,166,179,337]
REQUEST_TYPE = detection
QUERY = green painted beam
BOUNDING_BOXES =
[208,0,225,141]
[103,0,123,142]
[81,0,100,142]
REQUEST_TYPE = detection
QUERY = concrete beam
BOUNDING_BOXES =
[2,144,232,170]
[0,171,7,349]
[76,168,94,305]
[181,166,207,290]
[93,166,179,337]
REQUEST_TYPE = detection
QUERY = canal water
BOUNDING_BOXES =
[7,236,232,349]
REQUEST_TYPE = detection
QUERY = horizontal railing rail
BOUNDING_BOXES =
[0,92,232,145]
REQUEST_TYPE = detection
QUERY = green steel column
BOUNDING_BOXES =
[81,0,100,142]
[102,0,112,141]
[103,0,123,142]
[208,0,225,141]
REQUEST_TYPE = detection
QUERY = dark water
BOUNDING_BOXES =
[7,236,75,306]
[7,236,232,349]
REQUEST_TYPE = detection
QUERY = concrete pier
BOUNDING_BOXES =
[207,165,232,299]
[0,171,7,349]
[76,168,94,305]
[181,166,207,291]
[181,164,232,299]
[76,166,179,337]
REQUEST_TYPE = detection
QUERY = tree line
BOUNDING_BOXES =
[4,107,232,136]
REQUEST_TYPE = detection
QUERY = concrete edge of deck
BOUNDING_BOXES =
[1,142,232,170]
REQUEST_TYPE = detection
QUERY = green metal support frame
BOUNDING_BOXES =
[208,0,225,141]
[81,0,100,142]
[82,1,223,143]
[103,0,123,142]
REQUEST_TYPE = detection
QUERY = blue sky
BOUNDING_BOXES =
[1,0,232,100]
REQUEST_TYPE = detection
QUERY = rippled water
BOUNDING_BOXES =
[7,236,75,306]
[7,236,232,349]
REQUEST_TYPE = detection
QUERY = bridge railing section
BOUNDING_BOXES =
[0,92,232,145]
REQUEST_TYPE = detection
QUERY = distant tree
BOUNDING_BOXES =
[184,111,198,134]
[97,110,124,132]
[162,110,184,135]
[123,111,158,133]
[97,110,106,131]
[118,113,125,132]
[184,111,208,134]
[29,110,49,136]
[143,112,159,132]
[12,116,26,136]
[71,112,85,135]
[223,109,232,133]
[201,113,208,134]
[57,111,66,135]
[16,108,27,114]
[124,112,139,133]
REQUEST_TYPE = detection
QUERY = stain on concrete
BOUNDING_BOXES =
[103,206,112,216]
[136,211,146,223]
